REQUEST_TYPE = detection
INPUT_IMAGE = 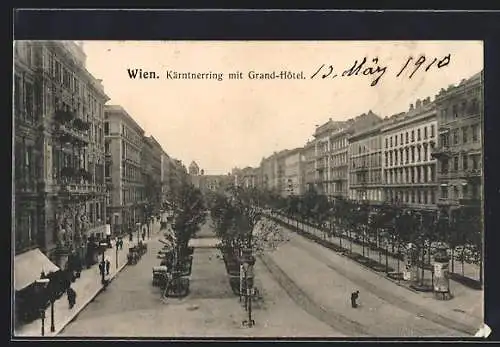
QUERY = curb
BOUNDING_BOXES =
[53,261,128,336]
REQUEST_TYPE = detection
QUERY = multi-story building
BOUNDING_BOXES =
[259,155,277,192]
[14,41,109,270]
[282,147,305,196]
[432,71,483,209]
[104,105,145,234]
[160,151,171,205]
[143,136,163,212]
[314,112,381,200]
[168,158,189,201]
[381,98,438,209]
[348,121,384,203]
[303,140,317,192]
[233,166,259,188]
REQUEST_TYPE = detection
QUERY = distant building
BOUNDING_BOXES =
[188,161,200,176]
[314,112,381,200]
[282,147,305,196]
[348,121,384,203]
[104,105,145,234]
[303,140,317,192]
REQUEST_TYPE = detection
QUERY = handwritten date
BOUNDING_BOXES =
[310,54,451,87]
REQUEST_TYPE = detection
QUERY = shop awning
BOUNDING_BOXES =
[14,249,60,291]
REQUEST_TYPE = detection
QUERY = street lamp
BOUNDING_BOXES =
[136,222,141,244]
[241,253,256,328]
[99,242,108,284]
[34,278,50,336]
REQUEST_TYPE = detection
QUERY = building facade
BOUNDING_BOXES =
[314,112,381,200]
[303,140,317,193]
[432,72,483,209]
[104,105,145,235]
[14,41,109,268]
[381,98,438,209]
[160,151,171,205]
[282,147,305,196]
[348,123,384,203]
[143,136,163,212]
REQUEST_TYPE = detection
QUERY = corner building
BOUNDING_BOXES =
[14,41,109,269]
[382,98,438,209]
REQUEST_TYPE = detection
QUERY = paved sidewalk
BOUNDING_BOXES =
[14,236,135,337]
[271,212,481,283]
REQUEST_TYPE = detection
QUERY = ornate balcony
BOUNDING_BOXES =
[460,168,482,182]
[431,145,451,159]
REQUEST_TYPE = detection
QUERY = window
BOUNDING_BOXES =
[411,147,415,163]
[472,124,479,142]
[462,127,468,144]
[452,104,458,118]
[441,186,448,199]
[25,82,34,121]
[452,129,459,145]
[406,132,409,144]
[55,61,62,83]
[385,138,388,148]
[395,136,398,146]
[463,184,468,197]
[411,130,415,142]
[417,128,421,141]
[424,126,428,139]
[431,189,436,204]
[454,186,459,199]
[423,146,428,162]
[472,155,479,170]
[104,141,109,154]
[463,154,468,170]
[400,133,403,144]
[390,137,393,148]
[394,151,398,165]
[431,125,435,138]
[442,159,449,174]
[453,156,459,171]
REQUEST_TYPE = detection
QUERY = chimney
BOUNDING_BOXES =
[409,103,414,111]
[416,99,422,109]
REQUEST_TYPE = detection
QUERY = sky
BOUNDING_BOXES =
[82,41,483,175]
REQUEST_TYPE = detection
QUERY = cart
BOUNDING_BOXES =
[127,247,139,265]
[152,266,169,287]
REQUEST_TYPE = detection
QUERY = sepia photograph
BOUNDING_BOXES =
[12,40,484,338]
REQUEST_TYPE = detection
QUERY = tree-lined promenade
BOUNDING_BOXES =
[212,187,482,291]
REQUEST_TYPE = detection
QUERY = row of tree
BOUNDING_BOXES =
[233,186,482,284]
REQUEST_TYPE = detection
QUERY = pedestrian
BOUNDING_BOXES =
[105,257,111,275]
[351,290,359,308]
[67,286,77,309]
[129,231,133,242]
[119,238,123,250]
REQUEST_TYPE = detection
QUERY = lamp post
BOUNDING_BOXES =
[241,253,256,328]
[115,236,119,270]
[136,222,141,244]
[34,278,50,336]
[99,242,107,284]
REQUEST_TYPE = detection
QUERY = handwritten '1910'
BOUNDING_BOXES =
[310,54,451,86]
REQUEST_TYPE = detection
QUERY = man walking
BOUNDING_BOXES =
[105,256,111,275]
[351,290,360,308]
[67,286,77,309]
